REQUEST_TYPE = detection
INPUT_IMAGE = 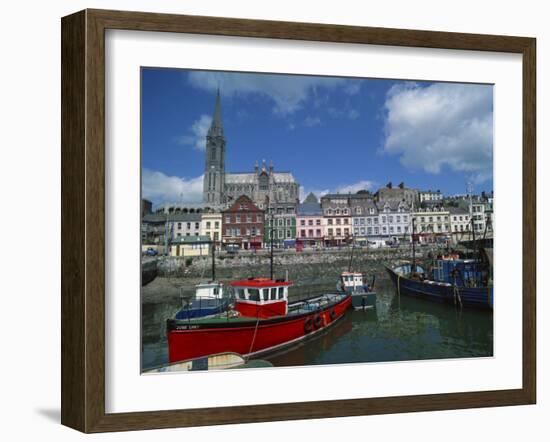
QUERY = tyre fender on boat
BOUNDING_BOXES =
[313,314,322,328]
[329,309,337,320]
[304,317,314,333]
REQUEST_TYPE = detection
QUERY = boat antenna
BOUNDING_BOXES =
[211,238,216,281]
[267,196,274,280]
[348,235,355,272]
[411,216,416,274]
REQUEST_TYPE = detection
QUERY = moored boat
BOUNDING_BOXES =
[143,352,273,373]
[386,263,493,309]
[174,240,231,320]
[338,271,377,310]
[174,281,230,320]
[167,277,352,363]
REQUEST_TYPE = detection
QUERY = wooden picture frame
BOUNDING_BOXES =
[61,9,536,433]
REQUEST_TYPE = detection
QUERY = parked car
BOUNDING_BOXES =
[145,248,158,256]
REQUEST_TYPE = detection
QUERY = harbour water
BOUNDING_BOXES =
[141,273,493,371]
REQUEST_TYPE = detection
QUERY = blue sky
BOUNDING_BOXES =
[141,68,493,206]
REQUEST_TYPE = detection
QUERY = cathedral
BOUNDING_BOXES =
[203,91,300,211]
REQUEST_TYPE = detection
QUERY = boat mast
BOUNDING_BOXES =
[267,196,274,280]
[348,236,355,272]
[211,237,216,281]
[411,216,416,273]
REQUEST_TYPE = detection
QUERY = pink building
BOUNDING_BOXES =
[295,194,324,249]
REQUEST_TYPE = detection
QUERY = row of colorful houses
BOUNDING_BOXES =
[142,191,493,254]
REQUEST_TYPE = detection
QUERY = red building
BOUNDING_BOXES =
[222,195,264,250]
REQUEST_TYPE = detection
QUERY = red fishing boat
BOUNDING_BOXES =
[167,277,352,363]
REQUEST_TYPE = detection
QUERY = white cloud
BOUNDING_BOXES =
[142,169,203,204]
[327,107,360,120]
[335,180,376,194]
[188,71,347,115]
[304,116,321,127]
[299,180,376,202]
[176,114,212,151]
[383,82,493,183]
[344,82,361,95]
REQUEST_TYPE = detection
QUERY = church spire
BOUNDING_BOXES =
[208,89,224,138]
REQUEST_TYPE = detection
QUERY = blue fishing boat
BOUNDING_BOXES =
[175,281,231,319]
[386,217,493,310]
[386,261,493,310]
[174,241,232,320]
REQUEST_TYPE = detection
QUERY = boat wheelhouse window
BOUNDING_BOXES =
[270,288,277,300]
[248,289,260,301]
[236,288,246,299]
[278,287,285,299]
[213,287,219,295]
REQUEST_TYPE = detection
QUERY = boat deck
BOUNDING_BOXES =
[174,293,346,326]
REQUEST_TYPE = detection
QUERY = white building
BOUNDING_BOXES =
[351,199,379,243]
[412,206,450,241]
[449,207,471,234]
[376,200,411,241]
[169,213,201,238]
[471,202,487,233]
[200,212,222,245]
[419,190,443,203]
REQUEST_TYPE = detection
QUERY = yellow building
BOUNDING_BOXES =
[200,213,222,246]
[169,235,211,257]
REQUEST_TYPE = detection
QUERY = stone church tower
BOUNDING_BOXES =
[203,90,226,207]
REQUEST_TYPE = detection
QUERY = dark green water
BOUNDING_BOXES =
[141,276,493,371]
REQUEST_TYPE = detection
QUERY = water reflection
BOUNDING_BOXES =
[142,277,493,371]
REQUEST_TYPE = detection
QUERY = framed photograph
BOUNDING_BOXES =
[61,9,536,433]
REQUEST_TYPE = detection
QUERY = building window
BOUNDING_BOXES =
[328,228,333,236]
[316,219,321,226]
[187,222,191,229]
[301,229,306,237]
[328,219,333,225]
[225,215,230,223]
[308,219,313,226]
[257,214,262,223]
[301,220,306,226]
[336,218,341,225]
[316,229,321,236]
[336,228,342,236]
[195,222,200,229]
[247,215,252,223]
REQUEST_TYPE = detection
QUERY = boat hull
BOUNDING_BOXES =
[386,266,493,310]
[167,294,352,363]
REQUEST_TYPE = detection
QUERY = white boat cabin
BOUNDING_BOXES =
[340,272,364,290]
[194,282,225,300]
